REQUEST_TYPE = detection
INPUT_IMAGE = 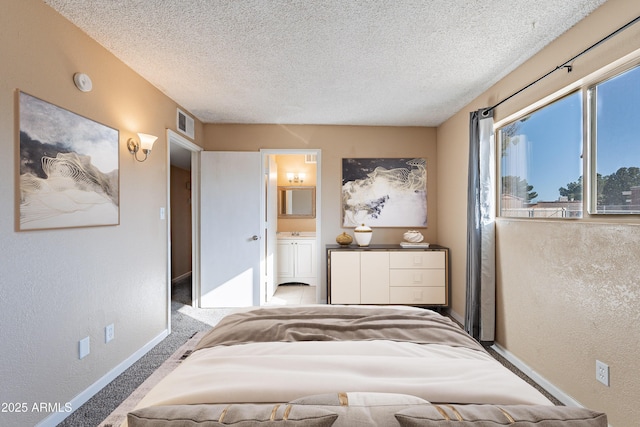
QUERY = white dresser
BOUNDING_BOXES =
[327,244,448,306]
[277,235,317,286]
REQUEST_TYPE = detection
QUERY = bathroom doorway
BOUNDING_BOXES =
[261,149,321,305]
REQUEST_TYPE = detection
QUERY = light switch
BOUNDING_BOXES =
[160,207,166,220]
[79,336,90,359]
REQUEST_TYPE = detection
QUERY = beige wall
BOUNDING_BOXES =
[438,0,640,424]
[0,1,201,425]
[170,166,192,279]
[204,124,438,300]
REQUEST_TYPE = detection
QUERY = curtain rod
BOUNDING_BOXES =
[483,14,640,117]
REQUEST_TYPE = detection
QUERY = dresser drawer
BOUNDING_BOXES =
[389,251,445,269]
[389,286,446,305]
[390,269,445,287]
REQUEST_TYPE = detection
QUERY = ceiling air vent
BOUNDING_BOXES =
[177,108,195,139]
[305,154,317,164]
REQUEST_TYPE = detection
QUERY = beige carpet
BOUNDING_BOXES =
[99,331,205,427]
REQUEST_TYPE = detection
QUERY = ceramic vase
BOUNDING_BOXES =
[354,223,373,246]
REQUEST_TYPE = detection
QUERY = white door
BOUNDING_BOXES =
[200,152,262,307]
[276,241,295,280]
[295,240,316,278]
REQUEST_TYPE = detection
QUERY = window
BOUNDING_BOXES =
[498,60,640,219]
[588,64,640,214]
[499,92,583,218]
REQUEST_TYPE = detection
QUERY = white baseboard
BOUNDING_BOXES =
[35,329,170,427]
[491,343,584,407]
[171,271,192,284]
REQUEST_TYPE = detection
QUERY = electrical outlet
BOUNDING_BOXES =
[79,336,90,359]
[105,324,115,343]
[596,360,609,386]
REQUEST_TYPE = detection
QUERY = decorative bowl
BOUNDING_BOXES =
[403,230,424,243]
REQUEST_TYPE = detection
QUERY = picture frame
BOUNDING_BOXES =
[17,91,120,230]
[342,157,427,228]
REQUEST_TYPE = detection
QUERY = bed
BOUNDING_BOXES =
[124,305,607,426]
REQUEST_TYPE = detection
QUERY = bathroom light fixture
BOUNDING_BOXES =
[127,133,158,162]
[287,172,305,183]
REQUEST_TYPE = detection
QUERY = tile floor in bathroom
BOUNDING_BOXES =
[266,284,317,305]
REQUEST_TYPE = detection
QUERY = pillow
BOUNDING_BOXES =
[394,404,608,427]
[289,393,429,427]
[127,403,337,427]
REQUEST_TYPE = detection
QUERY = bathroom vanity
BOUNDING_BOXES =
[277,233,317,286]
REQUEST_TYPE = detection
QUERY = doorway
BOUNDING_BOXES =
[167,144,320,311]
[167,130,202,315]
[261,149,321,305]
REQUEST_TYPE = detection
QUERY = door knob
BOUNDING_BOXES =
[252,235,260,240]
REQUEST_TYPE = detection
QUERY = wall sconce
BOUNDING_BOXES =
[127,133,158,162]
[287,172,305,183]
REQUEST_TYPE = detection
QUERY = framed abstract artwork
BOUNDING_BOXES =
[342,157,427,227]
[18,92,120,230]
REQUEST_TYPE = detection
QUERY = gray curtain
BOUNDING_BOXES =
[465,108,496,343]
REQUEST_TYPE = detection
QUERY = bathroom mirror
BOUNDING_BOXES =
[278,186,316,218]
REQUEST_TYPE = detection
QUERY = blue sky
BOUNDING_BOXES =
[501,64,640,202]
[595,66,640,176]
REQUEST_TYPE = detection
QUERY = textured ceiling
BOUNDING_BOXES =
[44,0,606,126]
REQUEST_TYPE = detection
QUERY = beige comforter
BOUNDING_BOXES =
[126,305,551,425]
[195,305,485,351]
